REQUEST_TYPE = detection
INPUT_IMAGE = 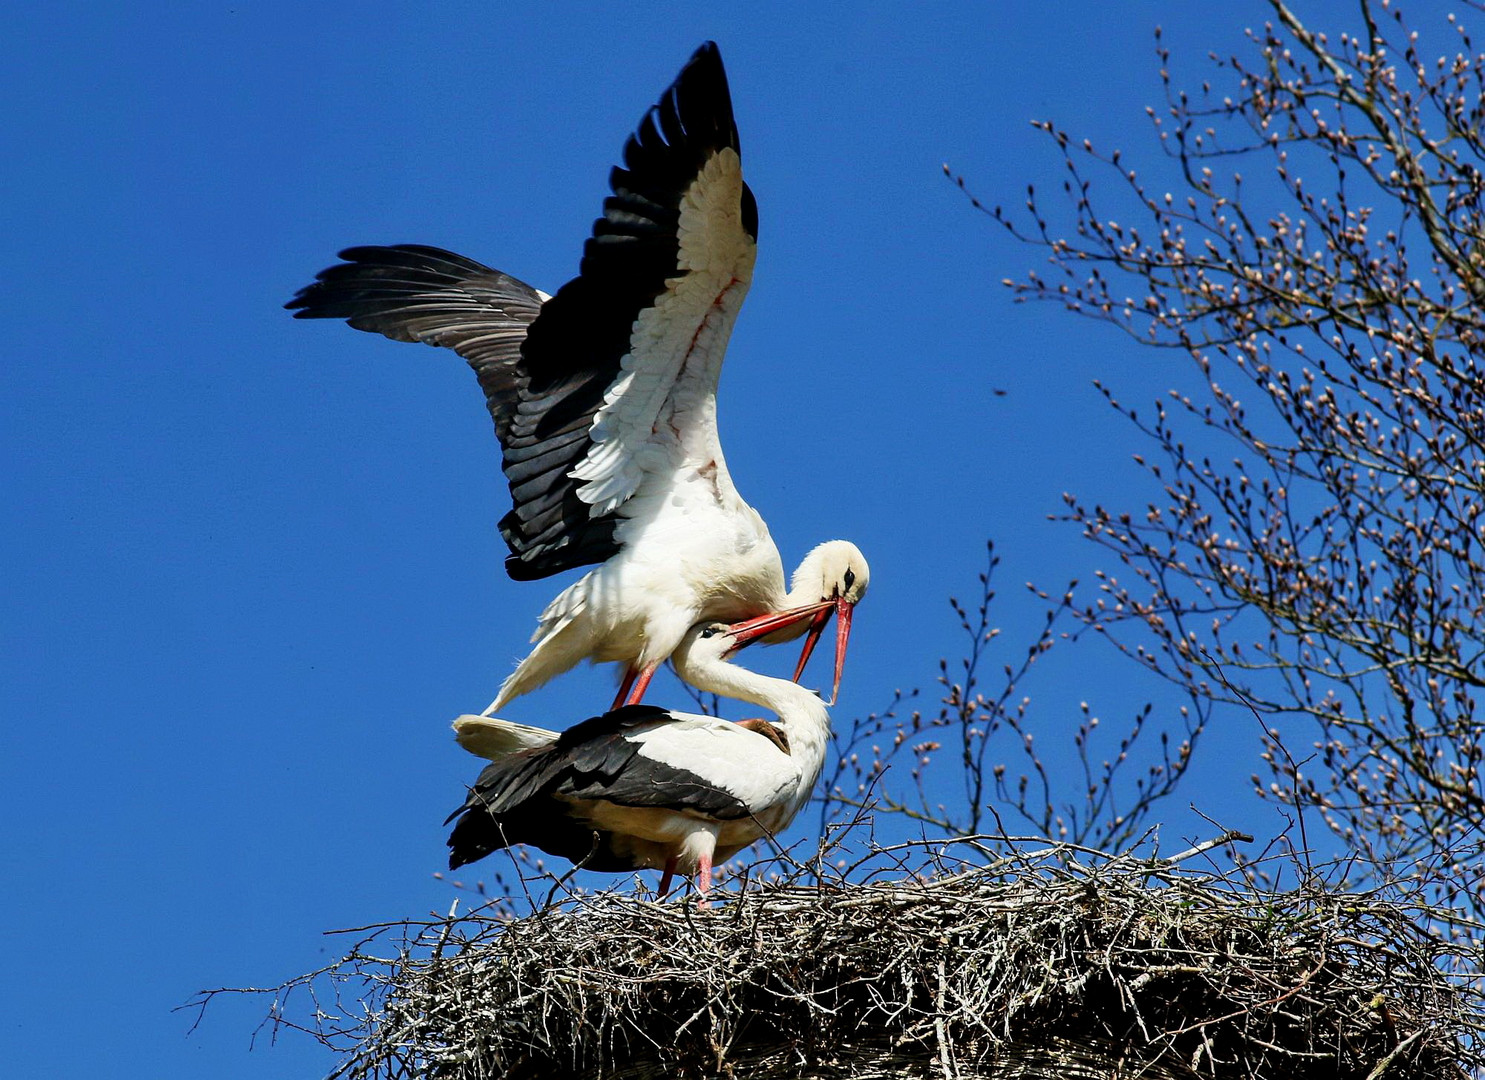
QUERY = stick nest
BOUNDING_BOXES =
[229,840,1482,1079]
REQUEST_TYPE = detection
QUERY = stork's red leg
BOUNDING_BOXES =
[611,666,639,711]
[695,851,713,908]
[622,661,660,706]
[657,857,677,898]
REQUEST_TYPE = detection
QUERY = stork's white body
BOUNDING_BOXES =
[448,622,831,890]
[525,711,810,876]
[289,45,867,712]
[499,496,786,709]
[490,147,780,707]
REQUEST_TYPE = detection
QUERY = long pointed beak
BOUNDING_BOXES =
[791,596,854,705]
[828,597,852,705]
[790,607,834,681]
[724,600,834,654]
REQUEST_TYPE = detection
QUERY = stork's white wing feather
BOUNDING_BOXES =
[628,715,798,810]
[571,148,755,515]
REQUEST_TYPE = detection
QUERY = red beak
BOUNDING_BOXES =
[785,596,855,705]
[725,596,856,705]
[790,607,831,681]
[725,600,834,652]
[806,597,852,705]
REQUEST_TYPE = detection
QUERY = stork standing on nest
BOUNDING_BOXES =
[286,43,868,712]
[446,605,834,899]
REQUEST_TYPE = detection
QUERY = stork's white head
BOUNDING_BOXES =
[669,618,773,701]
[672,620,745,668]
[674,613,806,668]
[784,540,868,704]
[791,540,870,606]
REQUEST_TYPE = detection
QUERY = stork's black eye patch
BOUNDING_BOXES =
[843,569,856,591]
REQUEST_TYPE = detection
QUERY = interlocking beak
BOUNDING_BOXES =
[724,596,857,705]
[724,600,834,655]
[790,596,853,705]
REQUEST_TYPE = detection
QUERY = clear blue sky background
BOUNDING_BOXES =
[4,2,1368,1075]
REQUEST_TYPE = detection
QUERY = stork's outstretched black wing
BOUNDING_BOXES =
[287,43,757,581]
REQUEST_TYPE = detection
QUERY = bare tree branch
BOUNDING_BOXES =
[978,0,1485,926]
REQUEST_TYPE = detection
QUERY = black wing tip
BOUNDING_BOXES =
[284,244,515,315]
[621,40,740,174]
[674,41,737,142]
[333,243,472,263]
[446,832,489,871]
[688,40,723,71]
[446,789,508,868]
[284,286,322,314]
[284,246,403,314]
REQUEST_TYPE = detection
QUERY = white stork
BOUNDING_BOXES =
[446,605,834,898]
[286,43,869,712]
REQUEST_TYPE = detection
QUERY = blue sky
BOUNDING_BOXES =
[4,2,1368,1075]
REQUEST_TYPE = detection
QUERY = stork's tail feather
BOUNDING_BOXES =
[453,715,557,760]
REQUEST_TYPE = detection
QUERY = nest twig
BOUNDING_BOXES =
[191,836,1482,1079]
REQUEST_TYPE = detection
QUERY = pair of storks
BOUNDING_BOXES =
[289,44,867,899]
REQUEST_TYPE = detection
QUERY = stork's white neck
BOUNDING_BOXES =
[673,646,832,786]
